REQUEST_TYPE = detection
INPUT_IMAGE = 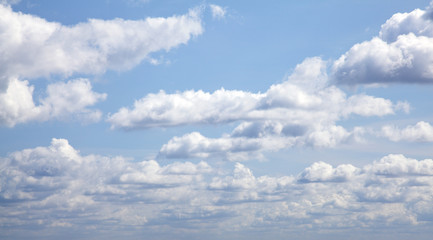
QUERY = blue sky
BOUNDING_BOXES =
[2,0,433,239]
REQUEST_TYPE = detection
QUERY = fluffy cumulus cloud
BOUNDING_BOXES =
[0,4,203,87]
[380,121,433,142]
[0,78,106,127]
[109,58,408,160]
[108,88,262,129]
[333,2,433,85]
[0,4,205,126]
[2,140,433,239]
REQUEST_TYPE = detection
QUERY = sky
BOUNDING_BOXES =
[1,0,433,239]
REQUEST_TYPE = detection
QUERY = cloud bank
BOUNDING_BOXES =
[2,140,433,239]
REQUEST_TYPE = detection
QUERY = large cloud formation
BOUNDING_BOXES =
[109,58,408,160]
[333,3,433,84]
[0,4,203,86]
[1,140,433,239]
[0,4,205,126]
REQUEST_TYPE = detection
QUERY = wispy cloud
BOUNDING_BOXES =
[210,4,227,20]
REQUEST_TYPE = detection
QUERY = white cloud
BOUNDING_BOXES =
[158,131,295,161]
[297,161,360,183]
[209,4,226,20]
[0,78,39,127]
[157,124,365,161]
[2,140,433,238]
[333,3,433,85]
[39,78,107,122]
[108,88,262,130]
[380,121,433,142]
[0,78,106,127]
[366,154,433,176]
[109,57,402,130]
[0,4,204,90]
[0,4,205,126]
[111,58,405,160]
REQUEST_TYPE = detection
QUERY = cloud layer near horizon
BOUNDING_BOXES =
[1,139,433,239]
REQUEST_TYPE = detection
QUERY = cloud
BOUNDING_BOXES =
[365,154,433,176]
[109,57,403,130]
[0,78,106,127]
[380,121,433,142]
[0,4,204,126]
[108,88,262,129]
[2,140,433,238]
[0,4,204,90]
[333,3,433,85]
[157,125,365,161]
[297,161,360,183]
[111,58,405,160]
[158,131,295,161]
[209,4,226,20]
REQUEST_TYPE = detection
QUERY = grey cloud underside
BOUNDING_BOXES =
[2,139,433,238]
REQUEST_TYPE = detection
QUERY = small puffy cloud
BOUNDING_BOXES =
[117,160,211,186]
[379,8,433,42]
[297,162,360,183]
[0,78,106,127]
[0,78,39,127]
[333,2,433,85]
[365,154,433,176]
[0,4,204,90]
[304,125,352,148]
[158,131,295,161]
[39,79,107,122]
[209,4,226,20]
[3,140,433,238]
[380,121,433,142]
[344,95,395,117]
